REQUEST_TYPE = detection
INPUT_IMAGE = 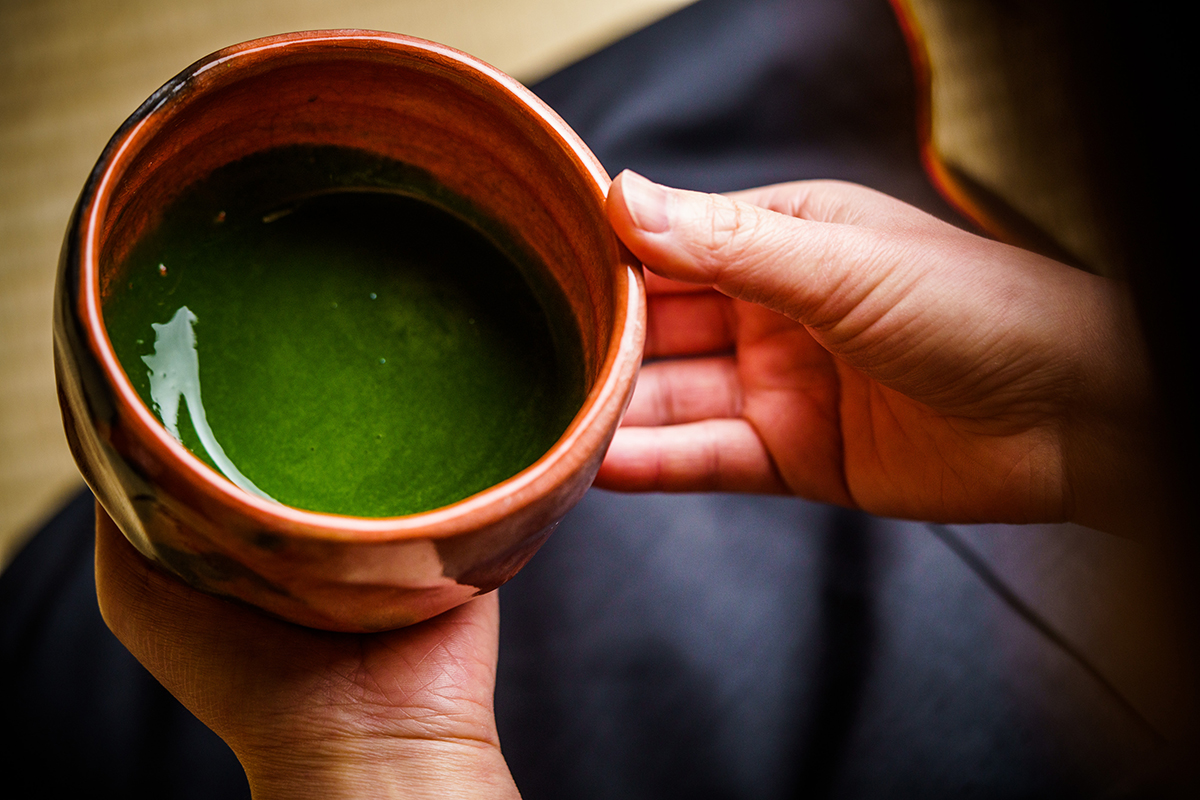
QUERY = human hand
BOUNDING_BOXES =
[599,172,1158,534]
[94,509,519,800]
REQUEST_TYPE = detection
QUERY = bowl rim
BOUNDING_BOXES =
[74,29,645,543]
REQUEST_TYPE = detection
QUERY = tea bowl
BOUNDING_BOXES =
[54,30,645,632]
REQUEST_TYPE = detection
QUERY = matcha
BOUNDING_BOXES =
[104,149,583,517]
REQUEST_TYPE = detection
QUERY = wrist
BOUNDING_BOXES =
[238,736,520,800]
[1061,278,1164,538]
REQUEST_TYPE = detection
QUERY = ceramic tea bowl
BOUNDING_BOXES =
[54,30,645,631]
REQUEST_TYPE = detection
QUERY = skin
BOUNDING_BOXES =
[94,172,1159,796]
[598,171,1159,537]
[95,513,519,799]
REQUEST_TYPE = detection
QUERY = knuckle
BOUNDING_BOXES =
[701,195,761,264]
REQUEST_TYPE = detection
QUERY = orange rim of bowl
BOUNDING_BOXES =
[77,30,646,543]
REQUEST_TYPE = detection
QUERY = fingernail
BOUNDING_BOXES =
[620,171,670,233]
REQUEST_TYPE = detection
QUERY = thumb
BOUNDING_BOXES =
[606,170,912,329]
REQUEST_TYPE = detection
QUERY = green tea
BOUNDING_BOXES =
[105,151,583,517]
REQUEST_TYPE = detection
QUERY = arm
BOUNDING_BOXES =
[598,171,1161,536]
[95,510,520,800]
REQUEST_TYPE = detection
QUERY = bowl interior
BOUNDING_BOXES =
[86,33,634,523]
[97,35,619,391]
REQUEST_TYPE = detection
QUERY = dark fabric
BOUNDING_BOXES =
[0,492,249,799]
[528,0,959,217]
[0,0,1179,797]
[497,493,1168,799]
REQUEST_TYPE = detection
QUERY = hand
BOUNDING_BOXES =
[95,509,519,800]
[598,172,1158,534]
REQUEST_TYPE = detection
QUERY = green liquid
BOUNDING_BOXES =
[105,161,582,518]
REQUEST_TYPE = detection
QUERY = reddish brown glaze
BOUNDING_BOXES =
[54,30,646,631]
